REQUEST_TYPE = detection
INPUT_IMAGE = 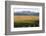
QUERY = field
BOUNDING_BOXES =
[14,16,39,27]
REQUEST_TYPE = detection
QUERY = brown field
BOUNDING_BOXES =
[14,16,39,22]
[14,16,39,27]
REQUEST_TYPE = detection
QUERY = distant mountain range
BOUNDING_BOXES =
[14,11,39,16]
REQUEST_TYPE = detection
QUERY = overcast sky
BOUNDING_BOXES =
[14,8,40,13]
[13,5,41,13]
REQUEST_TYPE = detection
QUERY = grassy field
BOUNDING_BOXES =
[14,16,39,27]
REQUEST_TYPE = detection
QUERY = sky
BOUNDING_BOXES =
[14,8,40,13]
[13,5,41,13]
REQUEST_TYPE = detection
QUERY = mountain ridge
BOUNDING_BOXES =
[14,11,39,16]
